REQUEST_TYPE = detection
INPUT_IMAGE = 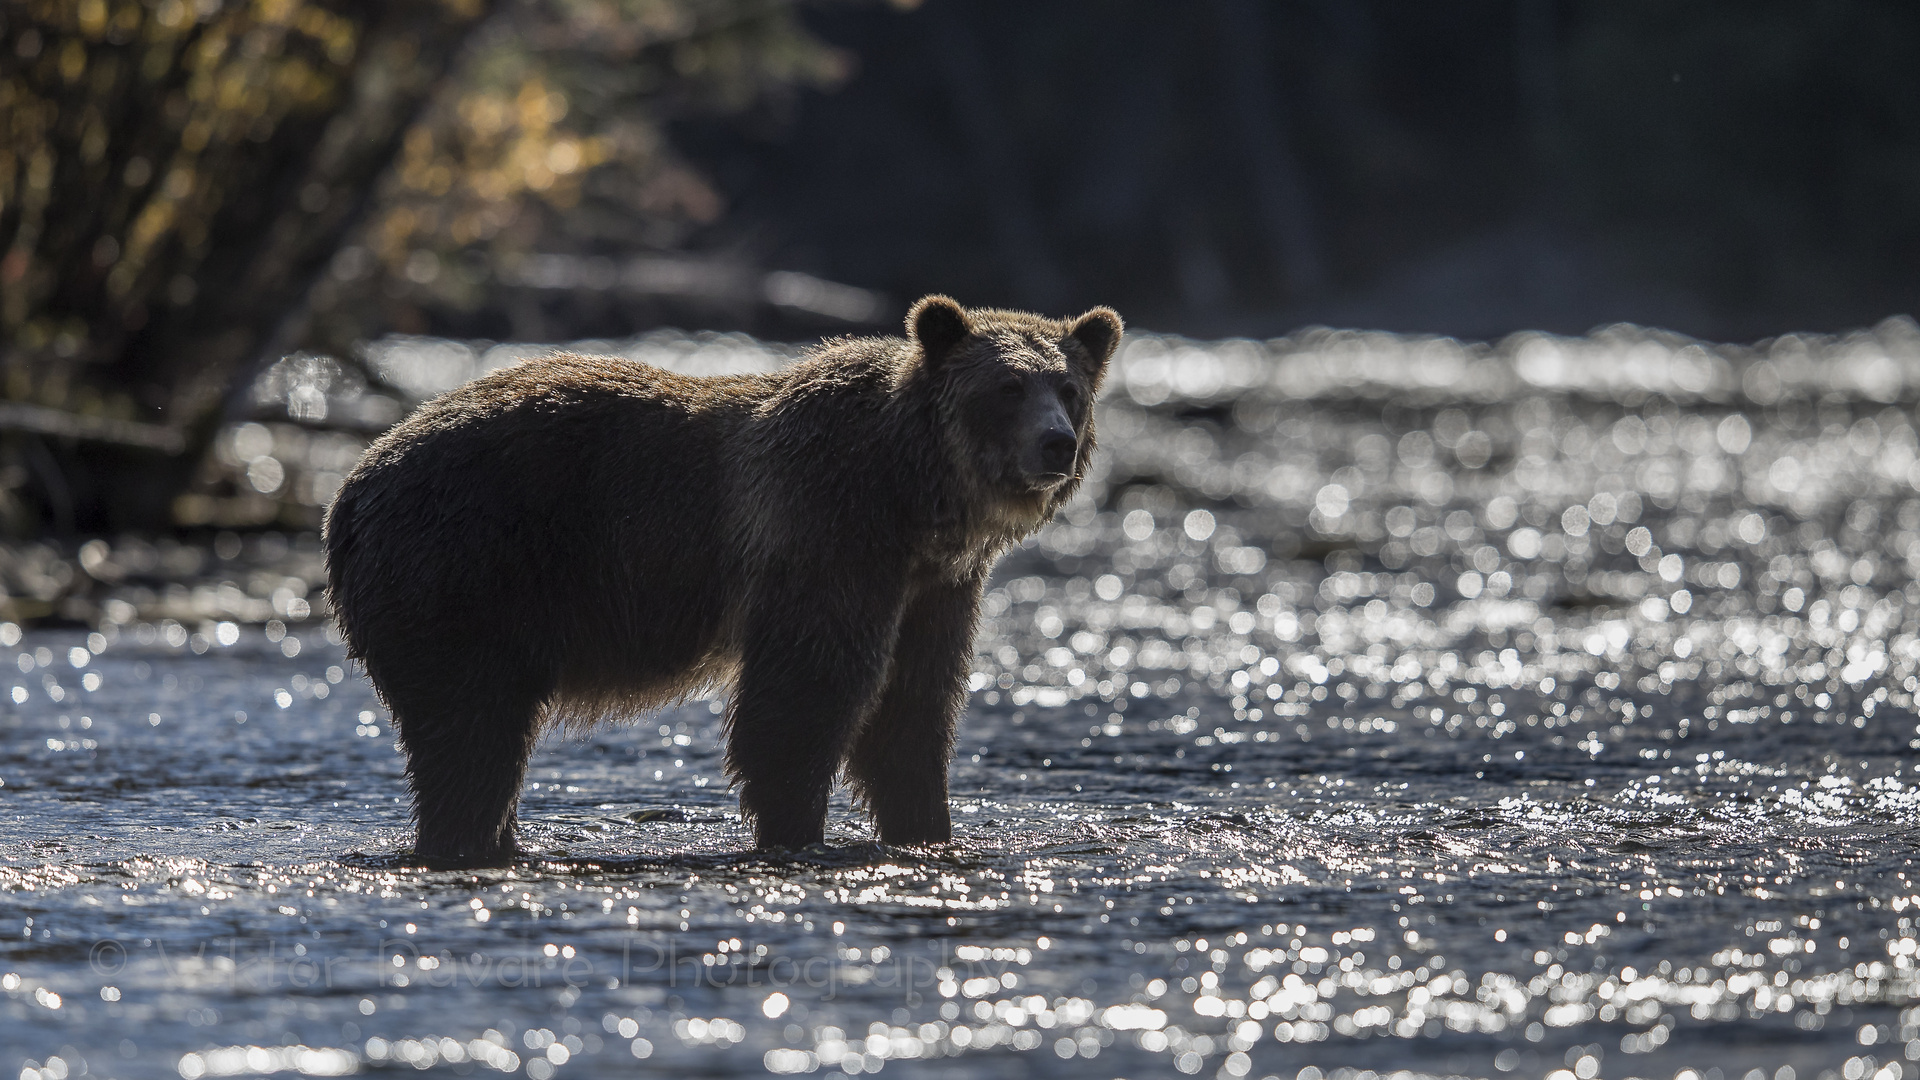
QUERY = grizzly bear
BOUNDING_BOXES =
[324,296,1122,867]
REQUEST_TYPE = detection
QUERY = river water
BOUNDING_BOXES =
[7,321,1920,1080]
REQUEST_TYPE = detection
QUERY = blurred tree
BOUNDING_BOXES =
[0,0,489,531]
[304,0,846,352]
[1,0,841,533]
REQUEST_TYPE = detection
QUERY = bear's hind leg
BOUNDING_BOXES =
[847,577,981,845]
[387,684,544,869]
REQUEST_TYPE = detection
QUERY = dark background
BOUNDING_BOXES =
[667,0,1920,342]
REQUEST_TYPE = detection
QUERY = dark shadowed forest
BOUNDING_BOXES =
[678,1,1920,342]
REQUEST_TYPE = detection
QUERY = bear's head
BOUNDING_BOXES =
[907,295,1122,521]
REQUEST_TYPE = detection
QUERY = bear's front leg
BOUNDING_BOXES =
[724,559,907,849]
[847,574,983,844]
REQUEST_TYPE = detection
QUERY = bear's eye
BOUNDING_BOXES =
[999,379,1023,397]
[1060,383,1081,408]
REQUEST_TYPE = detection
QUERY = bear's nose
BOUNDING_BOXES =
[1038,429,1077,474]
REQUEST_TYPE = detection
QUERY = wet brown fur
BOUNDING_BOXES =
[324,296,1122,867]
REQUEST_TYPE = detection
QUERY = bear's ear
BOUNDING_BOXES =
[1068,306,1123,380]
[908,295,971,365]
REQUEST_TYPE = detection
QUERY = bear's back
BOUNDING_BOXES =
[326,354,785,655]
[350,353,775,510]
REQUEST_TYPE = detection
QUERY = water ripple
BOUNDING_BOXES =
[9,325,1920,1078]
